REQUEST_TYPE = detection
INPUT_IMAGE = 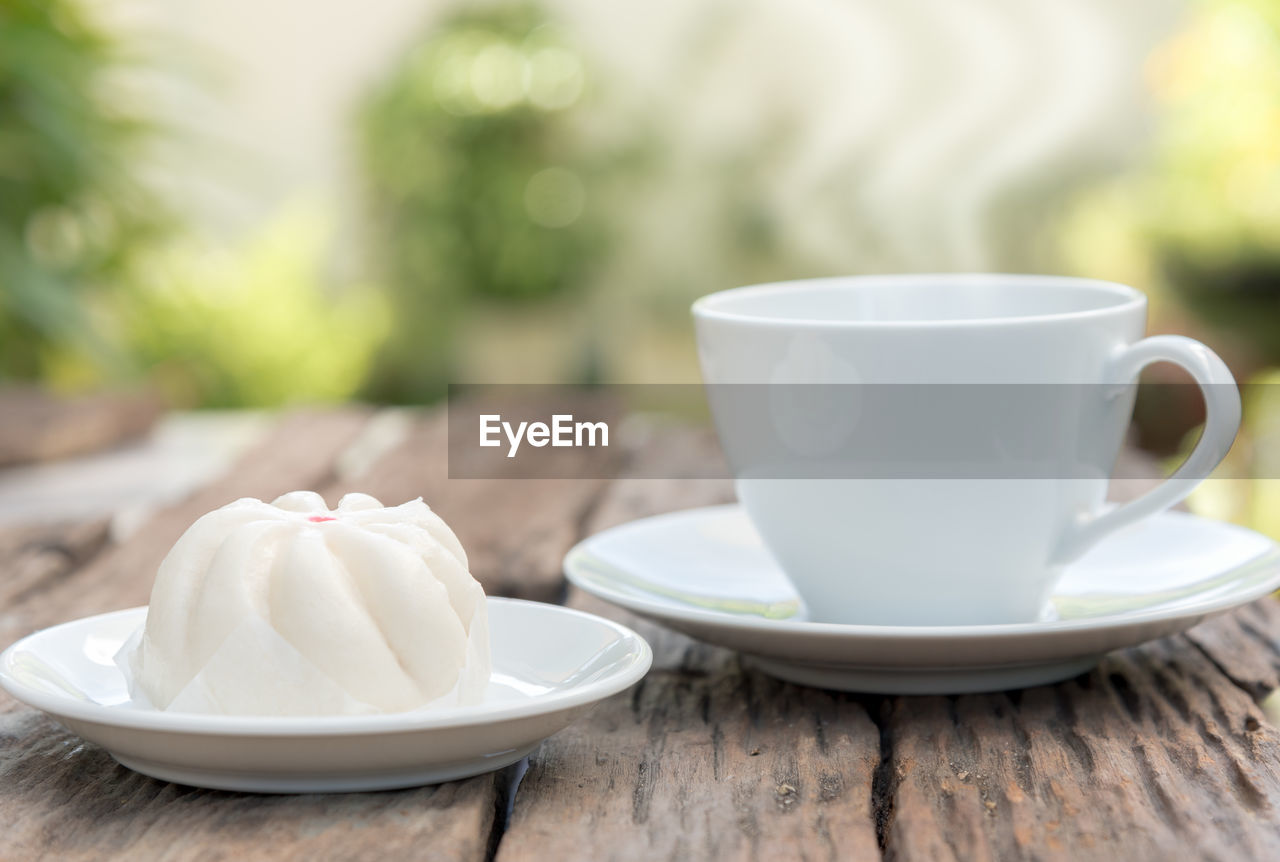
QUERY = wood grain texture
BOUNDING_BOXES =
[0,409,372,646]
[499,428,1280,861]
[321,405,619,603]
[0,520,109,612]
[0,709,507,862]
[498,610,883,862]
[1185,598,1280,698]
[499,439,885,861]
[0,407,511,862]
[0,387,162,468]
[580,425,733,531]
[4,412,1280,862]
[879,634,1280,861]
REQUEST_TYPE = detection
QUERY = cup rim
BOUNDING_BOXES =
[692,273,1147,328]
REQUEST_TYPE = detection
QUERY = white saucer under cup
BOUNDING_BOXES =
[0,598,651,793]
[564,505,1280,695]
[693,274,1241,626]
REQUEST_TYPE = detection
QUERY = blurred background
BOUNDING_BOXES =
[1,0,1278,532]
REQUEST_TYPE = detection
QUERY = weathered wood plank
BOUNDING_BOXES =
[4,413,1280,862]
[321,405,620,603]
[880,635,1280,861]
[498,435,885,861]
[0,710,506,862]
[498,598,884,862]
[0,519,110,611]
[500,431,1280,861]
[579,425,733,532]
[0,387,162,468]
[1185,597,1280,699]
[0,409,372,646]
[0,407,510,862]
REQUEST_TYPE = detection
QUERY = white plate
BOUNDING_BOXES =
[565,505,1280,694]
[0,597,651,793]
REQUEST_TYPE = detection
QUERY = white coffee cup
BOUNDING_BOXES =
[693,274,1241,625]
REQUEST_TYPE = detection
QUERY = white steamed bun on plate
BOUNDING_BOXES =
[118,491,490,716]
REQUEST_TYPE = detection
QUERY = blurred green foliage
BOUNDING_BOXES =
[5,0,1278,431]
[1149,0,1280,363]
[116,205,389,408]
[1063,0,1280,363]
[1060,0,1280,538]
[357,3,612,402]
[0,1,390,407]
[0,0,165,380]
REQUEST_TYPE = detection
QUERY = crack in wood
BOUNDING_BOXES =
[0,520,111,608]
[869,701,896,857]
[484,759,529,862]
[1187,633,1274,704]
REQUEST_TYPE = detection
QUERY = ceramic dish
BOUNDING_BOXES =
[0,597,651,792]
[565,505,1280,694]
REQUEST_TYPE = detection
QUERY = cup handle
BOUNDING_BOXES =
[1053,335,1241,564]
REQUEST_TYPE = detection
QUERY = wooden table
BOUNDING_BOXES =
[3,407,1280,861]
